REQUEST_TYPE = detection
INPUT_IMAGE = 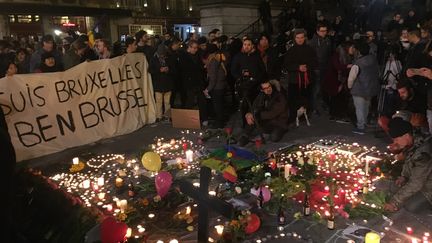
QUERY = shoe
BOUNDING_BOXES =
[335,118,350,124]
[352,128,366,135]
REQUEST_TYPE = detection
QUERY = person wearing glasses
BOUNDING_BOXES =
[238,80,289,146]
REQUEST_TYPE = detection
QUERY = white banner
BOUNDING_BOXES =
[0,53,156,161]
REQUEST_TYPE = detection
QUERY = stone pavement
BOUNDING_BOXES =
[20,112,431,243]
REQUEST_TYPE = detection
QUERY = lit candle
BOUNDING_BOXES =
[215,225,224,235]
[407,227,413,235]
[170,139,176,145]
[125,228,132,238]
[365,232,381,243]
[208,191,216,196]
[186,206,191,215]
[365,160,370,176]
[106,204,113,211]
[82,180,90,189]
[284,164,292,180]
[98,193,106,200]
[73,157,79,165]
[97,177,105,186]
[186,150,194,162]
[120,199,128,212]
[115,178,123,187]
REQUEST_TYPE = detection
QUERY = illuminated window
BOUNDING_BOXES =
[8,15,15,23]
[17,15,33,23]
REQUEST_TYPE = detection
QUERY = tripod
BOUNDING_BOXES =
[374,56,402,137]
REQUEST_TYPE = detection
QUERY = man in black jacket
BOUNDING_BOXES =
[239,80,289,146]
[231,38,267,126]
[283,29,318,121]
[178,40,208,126]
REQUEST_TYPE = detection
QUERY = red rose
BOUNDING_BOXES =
[255,139,262,148]
[225,127,233,135]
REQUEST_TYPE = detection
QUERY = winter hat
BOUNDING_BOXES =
[388,117,413,138]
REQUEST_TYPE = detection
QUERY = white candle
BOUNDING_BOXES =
[97,177,104,186]
[98,193,106,200]
[82,179,90,189]
[120,199,128,212]
[365,160,370,176]
[73,157,79,165]
[215,225,224,235]
[106,204,113,211]
[186,206,191,215]
[125,228,132,238]
[185,150,194,162]
[284,164,292,180]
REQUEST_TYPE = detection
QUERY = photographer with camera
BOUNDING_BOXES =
[231,38,267,127]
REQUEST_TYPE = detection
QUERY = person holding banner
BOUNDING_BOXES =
[149,45,175,122]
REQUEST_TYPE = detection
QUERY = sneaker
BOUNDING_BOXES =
[335,118,351,124]
[352,128,366,135]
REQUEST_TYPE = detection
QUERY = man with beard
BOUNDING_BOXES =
[238,80,289,146]
[384,118,432,214]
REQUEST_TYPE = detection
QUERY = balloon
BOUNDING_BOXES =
[155,171,173,198]
[141,152,162,172]
[250,186,271,203]
[100,217,128,243]
[245,214,261,234]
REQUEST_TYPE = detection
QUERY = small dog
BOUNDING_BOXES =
[296,106,311,127]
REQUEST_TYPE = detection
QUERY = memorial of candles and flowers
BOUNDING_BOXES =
[16,129,431,243]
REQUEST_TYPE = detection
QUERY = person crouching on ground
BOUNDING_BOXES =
[384,118,432,214]
[238,80,289,146]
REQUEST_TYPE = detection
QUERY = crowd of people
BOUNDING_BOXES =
[1,3,432,138]
[0,0,431,225]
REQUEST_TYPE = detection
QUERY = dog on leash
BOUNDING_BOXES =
[296,106,311,127]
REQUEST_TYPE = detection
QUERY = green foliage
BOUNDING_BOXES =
[344,191,389,219]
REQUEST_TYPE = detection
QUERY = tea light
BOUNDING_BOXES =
[407,227,413,235]
[170,139,176,145]
[115,178,123,187]
[106,204,113,211]
[97,177,104,186]
[138,227,145,233]
[169,240,178,243]
[125,228,132,238]
[215,225,224,235]
[148,213,155,218]
[209,191,216,196]
[120,200,128,212]
[186,206,191,215]
[73,157,79,165]
[185,150,194,162]
[82,180,91,189]
[98,193,106,200]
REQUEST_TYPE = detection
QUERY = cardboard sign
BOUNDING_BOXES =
[171,108,201,129]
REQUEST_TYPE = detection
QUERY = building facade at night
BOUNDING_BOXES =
[0,0,199,42]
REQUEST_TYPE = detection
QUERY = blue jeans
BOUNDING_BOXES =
[352,96,371,130]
